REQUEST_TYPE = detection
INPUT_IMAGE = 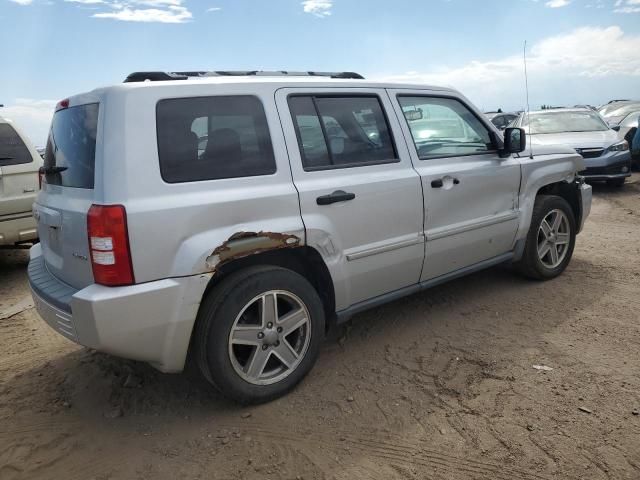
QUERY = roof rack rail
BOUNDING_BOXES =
[123,70,364,83]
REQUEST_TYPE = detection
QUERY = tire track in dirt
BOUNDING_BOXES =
[214,421,554,480]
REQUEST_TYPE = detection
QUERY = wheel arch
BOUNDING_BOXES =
[535,181,582,228]
[201,246,336,327]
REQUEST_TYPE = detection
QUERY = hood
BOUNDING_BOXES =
[529,130,618,149]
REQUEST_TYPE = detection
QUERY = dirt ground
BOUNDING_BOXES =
[1,174,639,480]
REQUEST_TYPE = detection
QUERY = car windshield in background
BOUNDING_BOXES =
[604,103,640,118]
[44,103,99,189]
[523,111,609,135]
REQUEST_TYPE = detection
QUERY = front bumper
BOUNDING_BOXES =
[28,244,211,373]
[579,151,632,181]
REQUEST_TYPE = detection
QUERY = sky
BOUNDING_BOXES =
[1,0,639,146]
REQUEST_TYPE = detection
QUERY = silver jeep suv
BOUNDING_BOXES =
[29,71,591,403]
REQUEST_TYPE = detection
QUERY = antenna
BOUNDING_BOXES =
[523,41,534,159]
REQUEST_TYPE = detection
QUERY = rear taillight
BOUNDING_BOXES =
[55,98,69,111]
[87,204,135,286]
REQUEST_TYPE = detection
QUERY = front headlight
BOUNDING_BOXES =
[608,141,629,152]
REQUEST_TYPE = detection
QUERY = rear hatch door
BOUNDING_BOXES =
[35,101,99,289]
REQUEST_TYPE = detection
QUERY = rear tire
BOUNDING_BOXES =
[194,266,325,404]
[516,195,576,280]
[606,178,626,187]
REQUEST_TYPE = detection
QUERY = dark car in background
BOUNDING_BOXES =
[485,111,519,130]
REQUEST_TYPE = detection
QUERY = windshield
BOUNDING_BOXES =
[522,111,608,134]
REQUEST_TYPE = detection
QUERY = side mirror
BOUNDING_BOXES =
[503,127,526,155]
[611,125,621,132]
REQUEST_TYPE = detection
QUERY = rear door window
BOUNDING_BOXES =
[0,123,33,167]
[288,95,397,170]
[44,103,99,189]
[156,95,276,183]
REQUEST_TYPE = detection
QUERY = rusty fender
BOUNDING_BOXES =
[205,232,301,270]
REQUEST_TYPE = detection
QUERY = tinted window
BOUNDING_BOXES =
[0,123,33,167]
[44,103,99,189]
[398,96,493,160]
[157,96,276,183]
[288,95,397,170]
[491,115,507,128]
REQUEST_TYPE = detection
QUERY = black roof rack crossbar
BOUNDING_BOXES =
[124,70,364,82]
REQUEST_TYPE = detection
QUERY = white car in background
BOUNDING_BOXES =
[0,115,42,247]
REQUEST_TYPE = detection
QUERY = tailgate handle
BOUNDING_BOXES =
[34,205,62,228]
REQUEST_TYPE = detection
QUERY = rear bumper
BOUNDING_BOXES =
[0,213,38,246]
[28,244,211,373]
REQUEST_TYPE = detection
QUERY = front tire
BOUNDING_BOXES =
[516,195,576,280]
[194,266,325,404]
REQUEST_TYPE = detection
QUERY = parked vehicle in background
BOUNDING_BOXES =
[599,101,640,127]
[514,108,632,187]
[598,100,638,119]
[573,105,596,111]
[29,71,591,403]
[485,111,519,130]
[0,115,42,247]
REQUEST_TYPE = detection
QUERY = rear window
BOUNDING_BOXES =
[44,103,99,189]
[156,95,276,183]
[0,123,33,167]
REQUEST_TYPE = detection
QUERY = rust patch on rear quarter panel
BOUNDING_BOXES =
[206,231,301,270]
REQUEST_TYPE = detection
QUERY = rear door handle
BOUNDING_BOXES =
[316,190,356,206]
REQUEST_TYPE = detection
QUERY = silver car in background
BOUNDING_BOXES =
[514,108,632,187]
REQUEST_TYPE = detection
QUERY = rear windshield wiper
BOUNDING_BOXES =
[39,166,68,174]
[0,156,14,160]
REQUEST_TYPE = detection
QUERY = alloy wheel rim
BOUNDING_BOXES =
[537,209,570,269]
[228,290,311,386]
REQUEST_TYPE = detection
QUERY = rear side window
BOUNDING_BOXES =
[288,95,397,170]
[0,123,33,167]
[44,103,99,189]
[156,96,276,183]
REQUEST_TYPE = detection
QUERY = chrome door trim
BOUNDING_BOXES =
[346,233,425,261]
[426,211,519,241]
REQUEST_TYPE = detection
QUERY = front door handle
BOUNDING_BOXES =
[431,177,460,188]
[316,190,356,206]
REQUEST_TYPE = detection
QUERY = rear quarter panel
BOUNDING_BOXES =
[101,84,304,283]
